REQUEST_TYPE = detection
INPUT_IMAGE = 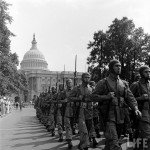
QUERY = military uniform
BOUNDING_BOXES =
[92,74,138,150]
[69,83,96,149]
[64,87,74,139]
[62,85,75,148]
[44,92,52,129]
[90,81,101,138]
[130,78,150,149]
[53,85,66,142]
[93,102,100,137]
[38,93,45,123]
[47,91,56,136]
[40,92,49,126]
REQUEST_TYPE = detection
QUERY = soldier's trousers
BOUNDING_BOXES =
[133,121,150,150]
[57,109,63,135]
[47,113,55,130]
[78,118,96,149]
[93,117,100,134]
[104,121,123,150]
[64,116,74,140]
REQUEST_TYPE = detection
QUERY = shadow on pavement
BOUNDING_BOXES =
[11,115,62,148]
[13,129,47,135]
[10,115,78,150]
[11,133,50,141]
[11,138,64,148]
[10,113,106,150]
[48,144,78,150]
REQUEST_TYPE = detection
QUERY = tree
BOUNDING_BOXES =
[87,30,110,81]
[0,0,28,95]
[87,17,150,82]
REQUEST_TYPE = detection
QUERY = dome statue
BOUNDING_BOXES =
[20,34,48,71]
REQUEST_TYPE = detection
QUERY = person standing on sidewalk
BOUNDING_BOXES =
[19,98,22,111]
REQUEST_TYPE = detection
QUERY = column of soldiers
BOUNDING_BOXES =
[34,59,150,150]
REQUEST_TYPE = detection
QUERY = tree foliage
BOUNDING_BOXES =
[87,17,150,83]
[0,0,28,95]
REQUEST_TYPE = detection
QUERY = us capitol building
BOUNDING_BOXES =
[20,34,82,101]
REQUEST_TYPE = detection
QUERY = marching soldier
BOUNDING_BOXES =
[36,94,43,122]
[40,92,49,126]
[34,96,39,117]
[53,84,66,142]
[130,65,150,149]
[69,73,97,150]
[64,79,74,149]
[44,90,52,130]
[38,92,46,124]
[92,59,141,150]
[89,81,101,138]
[47,86,57,136]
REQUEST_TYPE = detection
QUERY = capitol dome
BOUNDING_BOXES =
[20,34,48,71]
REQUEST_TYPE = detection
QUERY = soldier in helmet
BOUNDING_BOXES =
[130,65,150,149]
[69,72,97,150]
[91,59,141,150]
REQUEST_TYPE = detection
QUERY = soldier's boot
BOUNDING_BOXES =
[51,129,55,137]
[77,144,88,150]
[58,133,63,142]
[67,139,73,149]
[92,137,98,148]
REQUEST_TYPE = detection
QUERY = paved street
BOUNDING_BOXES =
[0,107,132,150]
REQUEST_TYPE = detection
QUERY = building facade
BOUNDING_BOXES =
[20,35,82,101]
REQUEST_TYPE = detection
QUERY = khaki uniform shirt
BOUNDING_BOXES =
[92,74,137,124]
[69,84,93,119]
[130,78,150,123]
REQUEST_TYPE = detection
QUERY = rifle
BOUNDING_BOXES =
[74,55,77,87]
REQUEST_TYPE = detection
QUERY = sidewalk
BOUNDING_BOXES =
[0,107,14,119]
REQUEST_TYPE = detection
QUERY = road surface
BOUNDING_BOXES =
[0,107,132,150]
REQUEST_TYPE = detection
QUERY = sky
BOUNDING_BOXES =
[6,0,150,72]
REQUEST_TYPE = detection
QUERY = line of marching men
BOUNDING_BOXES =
[34,76,101,150]
[34,59,150,150]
